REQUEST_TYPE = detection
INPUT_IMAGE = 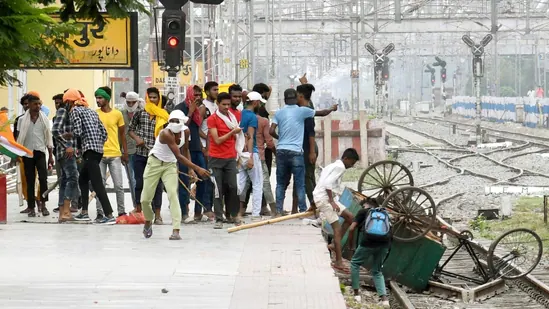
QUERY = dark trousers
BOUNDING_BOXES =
[293,151,317,206]
[179,151,213,216]
[210,157,239,222]
[264,148,273,175]
[178,162,190,214]
[79,150,113,216]
[22,150,48,208]
[134,155,163,210]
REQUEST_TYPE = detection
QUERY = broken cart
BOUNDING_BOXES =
[324,160,543,292]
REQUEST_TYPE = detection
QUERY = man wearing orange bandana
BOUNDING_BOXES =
[63,89,115,224]
[128,87,167,223]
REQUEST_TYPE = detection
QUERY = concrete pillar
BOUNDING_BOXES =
[323,115,332,167]
[359,110,369,167]
[367,118,386,164]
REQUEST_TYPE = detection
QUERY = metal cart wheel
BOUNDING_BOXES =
[487,228,543,280]
[382,186,437,243]
[358,160,414,200]
[443,230,474,251]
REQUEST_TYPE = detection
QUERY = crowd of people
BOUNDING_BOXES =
[14,80,342,230]
[10,79,393,307]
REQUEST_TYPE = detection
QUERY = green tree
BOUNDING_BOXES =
[0,0,149,86]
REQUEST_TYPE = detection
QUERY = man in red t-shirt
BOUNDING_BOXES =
[207,92,243,229]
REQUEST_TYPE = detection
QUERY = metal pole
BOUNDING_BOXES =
[190,2,196,84]
[200,4,206,83]
[248,0,255,88]
[491,0,499,96]
[475,76,482,145]
[233,0,238,83]
[264,0,269,82]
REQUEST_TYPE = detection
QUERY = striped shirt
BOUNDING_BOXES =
[51,107,77,158]
[69,106,107,154]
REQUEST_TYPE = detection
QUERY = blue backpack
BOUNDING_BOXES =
[363,208,392,242]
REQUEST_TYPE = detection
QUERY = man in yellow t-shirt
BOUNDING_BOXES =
[94,86,129,220]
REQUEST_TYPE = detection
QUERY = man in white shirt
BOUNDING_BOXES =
[312,148,359,273]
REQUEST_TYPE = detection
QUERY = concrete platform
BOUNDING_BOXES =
[0,170,346,309]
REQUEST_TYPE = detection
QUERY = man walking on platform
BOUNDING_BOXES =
[63,89,115,224]
[95,87,129,220]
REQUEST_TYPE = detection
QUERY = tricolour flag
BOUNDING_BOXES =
[0,111,32,159]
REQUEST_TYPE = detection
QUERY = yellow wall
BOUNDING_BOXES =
[0,70,111,119]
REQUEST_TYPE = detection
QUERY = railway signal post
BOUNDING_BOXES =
[433,56,447,110]
[425,64,436,112]
[462,34,493,145]
[159,0,224,106]
[365,42,394,117]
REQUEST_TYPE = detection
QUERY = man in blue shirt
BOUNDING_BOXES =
[269,88,337,216]
[237,91,264,220]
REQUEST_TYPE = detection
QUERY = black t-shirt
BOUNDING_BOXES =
[174,102,202,152]
[302,117,317,154]
[355,208,391,248]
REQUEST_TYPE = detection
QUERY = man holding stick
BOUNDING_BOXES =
[141,110,210,240]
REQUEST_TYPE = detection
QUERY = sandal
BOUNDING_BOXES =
[169,234,182,240]
[58,216,76,223]
[331,263,350,274]
[143,224,153,239]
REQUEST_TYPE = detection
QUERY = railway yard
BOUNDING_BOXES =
[339,114,549,309]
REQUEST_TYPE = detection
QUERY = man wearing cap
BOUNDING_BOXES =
[94,86,129,220]
[236,91,264,220]
[269,88,337,216]
[121,91,141,204]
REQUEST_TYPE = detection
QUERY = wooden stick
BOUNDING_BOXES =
[227,211,314,233]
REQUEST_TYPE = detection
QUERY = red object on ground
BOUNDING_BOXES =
[0,174,6,224]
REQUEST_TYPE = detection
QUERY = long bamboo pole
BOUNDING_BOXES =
[227,211,314,233]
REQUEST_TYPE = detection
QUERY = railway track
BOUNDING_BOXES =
[412,116,549,150]
[381,120,549,309]
[388,238,549,309]
[386,121,549,187]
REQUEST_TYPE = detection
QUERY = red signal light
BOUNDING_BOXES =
[168,36,179,47]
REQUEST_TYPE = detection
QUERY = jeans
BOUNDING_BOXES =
[58,156,79,202]
[178,162,190,215]
[243,160,275,206]
[237,153,264,216]
[134,155,163,210]
[22,150,48,208]
[210,157,239,222]
[191,151,212,213]
[127,154,136,201]
[293,151,316,206]
[80,150,113,216]
[351,245,389,296]
[275,149,306,213]
[141,156,181,229]
[96,156,125,216]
